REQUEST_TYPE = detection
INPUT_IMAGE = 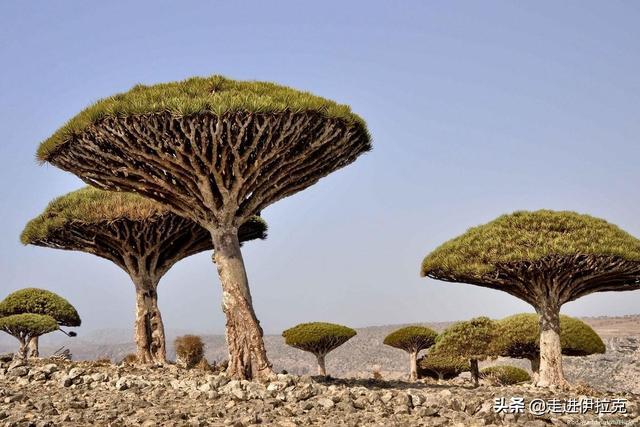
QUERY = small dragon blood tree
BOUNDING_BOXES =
[0,288,80,357]
[0,314,59,359]
[383,326,437,381]
[37,75,371,380]
[418,352,469,380]
[421,210,640,387]
[282,322,356,376]
[431,317,498,387]
[493,313,605,380]
[21,187,266,365]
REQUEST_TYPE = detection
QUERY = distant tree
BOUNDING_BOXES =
[493,313,605,380]
[0,288,80,357]
[22,187,266,365]
[383,326,437,381]
[282,322,356,376]
[37,75,371,380]
[0,314,59,359]
[417,352,469,380]
[481,365,531,385]
[431,317,498,387]
[422,210,640,387]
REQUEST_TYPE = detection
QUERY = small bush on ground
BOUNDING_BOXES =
[175,335,204,368]
[481,365,531,385]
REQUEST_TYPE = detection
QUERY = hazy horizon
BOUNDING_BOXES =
[1,2,640,339]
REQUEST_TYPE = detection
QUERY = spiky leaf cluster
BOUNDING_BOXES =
[0,313,59,337]
[282,322,356,356]
[0,288,80,327]
[421,210,640,278]
[481,365,531,385]
[37,75,369,161]
[383,326,437,353]
[432,317,498,360]
[492,313,605,358]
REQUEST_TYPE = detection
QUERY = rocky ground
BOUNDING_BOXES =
[1,356,638,426]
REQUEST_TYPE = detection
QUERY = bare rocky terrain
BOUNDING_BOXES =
[0,316,638,426]
[1,356,638,426]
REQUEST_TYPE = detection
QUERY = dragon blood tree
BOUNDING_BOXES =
[36,75,370,380]
[421,210,640,387]
[0,288,80,357]
[38,76,371,379]
[282,322,356,376]
[383,326,437,381]
[431,317,498,387]
[0,314,59,359]
[21,187,266,365]
[418,352,469,380]
[493,313,605,379]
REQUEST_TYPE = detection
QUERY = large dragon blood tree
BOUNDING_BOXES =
[36,75,371,379]
[21,187,266,365]
[421,210,640,387]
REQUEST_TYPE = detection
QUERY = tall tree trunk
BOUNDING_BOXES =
[133,279,167,365]
[409,350,418,382]
[316,353,327,376]
[470,358,479,387]
[536,302,566,387]
[529,355,540,383]
[211,227,273,381]
[27,336,39,358]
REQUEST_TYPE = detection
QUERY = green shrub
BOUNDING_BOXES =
[481,365,531,385]
[175,335,205,369]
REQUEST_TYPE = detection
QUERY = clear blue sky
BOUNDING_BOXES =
[1,1,639,336]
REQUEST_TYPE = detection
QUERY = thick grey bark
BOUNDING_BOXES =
[211,228,273,381]
[536,302,566,387]
[133,279,166,365]
[409,350,418,382]
[27,336,39,358]
[316,354,327,376]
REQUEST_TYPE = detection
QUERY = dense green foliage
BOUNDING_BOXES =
[481,365,531,385]
[20,186,267,244]
[421,210,640,277]
[0,288,80,327]
[174,335,205,369]
[432,317,498,360]
[383,326,437,352]
[417,353,470,379]
[493,313,605,358]
[0,313,59,336]
[37,75,369,161]
[282,322,356,355]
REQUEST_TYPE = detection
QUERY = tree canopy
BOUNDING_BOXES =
[493,313,605,358]
[0,314,59,338]
[282,322,356,355]
[0,288,80,327]
[418,353,469,380]
[21,186,267,247]
[383,326,438,353]
[421,210,640,278]
[37,75,369,162]
[432,317,497,360]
